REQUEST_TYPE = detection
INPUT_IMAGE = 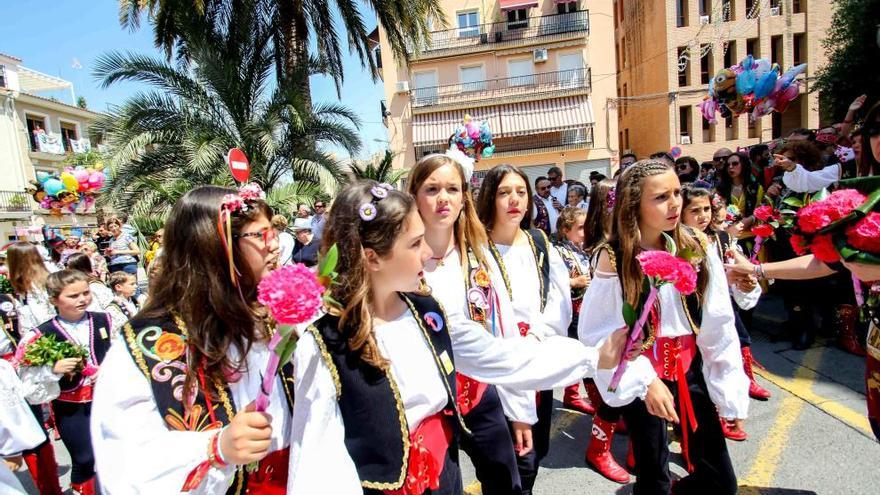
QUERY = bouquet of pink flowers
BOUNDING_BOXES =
[608,240,698,392]
[253,245,339,412]
[749,204,780,263]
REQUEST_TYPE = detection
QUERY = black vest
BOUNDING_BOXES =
[1,294,21,349]
[38,311,112,393]
[309,292,465,492]
[121,314,296,495]
[489,228,551,312]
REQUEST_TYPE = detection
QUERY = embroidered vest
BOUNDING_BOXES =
[555,241,588,304]
[122,314,296,495]
[1,294,21,351]
[309,292,465,491]
[38,311,112,397]
[532,195,551,236]
[108,297,137,321]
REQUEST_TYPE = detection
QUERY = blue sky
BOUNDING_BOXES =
[0,0,389,158]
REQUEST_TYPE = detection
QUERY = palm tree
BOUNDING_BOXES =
[94,6,360,216]
[117,0,444,99]
[347,150,407,185]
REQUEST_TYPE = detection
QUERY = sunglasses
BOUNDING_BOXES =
[714,155,731,162]
[315,204,325,208]
[234,228,278,245]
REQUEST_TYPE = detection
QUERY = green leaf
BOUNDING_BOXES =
[622,302,637,328]
[811,188,830,202]
[782,197,804,208]
[278,338,298,365]
[278,324,294,338]
[318,244,339,278]
[662,232,677,255]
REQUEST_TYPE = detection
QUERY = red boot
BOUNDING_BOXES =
[626,440,636,472]
[585,417,630,483]
[563,383,596,415]
[720,417,748,441]
[615,418,627,434]
[836,305,867,357]
[22,442,63,495]
[742,347,771,400]
[71,477,96,495]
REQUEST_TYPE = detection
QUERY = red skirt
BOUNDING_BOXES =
[384,413,453,495]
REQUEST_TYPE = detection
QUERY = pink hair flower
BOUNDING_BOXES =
[221,194,245,212]
[257,264,324,325]
[238,183,266,202]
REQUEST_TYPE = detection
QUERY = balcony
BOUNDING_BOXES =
[409,10,589,57]
[0,191,33,216]
[411,67,591,110]
[415,126,594,158]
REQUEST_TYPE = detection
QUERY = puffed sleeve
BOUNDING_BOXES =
[530,247,573,338]
[449,311,598,390]
[730,282,761,311]
[106,304,129,335]
[0,360,46,455]
[16,329,61,405]
[782,163,839,193]
[697,251,750,420]
[496,386,538,425]
[91,343,236,494]
[288,331,363,494]
[577,274,657,407]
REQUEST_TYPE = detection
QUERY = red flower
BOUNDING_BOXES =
[810,234,840,263]
[751,223,775,238]
[797,189,866,234]
[846,212,880,254]
[636,250,698,295]
[257,264,324,325]
[789,234,809,256]
[754,205,774,222]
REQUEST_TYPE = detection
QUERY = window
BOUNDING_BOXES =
[771,35,783,65]
[26,114,47,151]
[749,115,760,138]
[702,113,714,143]
[457,11,479,38]
[793,33,806,65]
[725,116,737,140]
[700,45,711,84]
[624,128,629,149]
[722,0,733,21]
[676,0,689,27]
[459,65,485,92]
[746,0,756,18]
[621,36,627,68]
[60,122,78,152]
[412,71,438,105]
[677,46,690,87]
[622,83,628,115]
[793,0,805,13]
[508,59,534,86]
[507,9,528,30]
[558,53,585,88]
[0,65,5,88]
[557,1,578,14]
[772,111,782,139]
[724,40,736,68]
[746,38,759,58]
[698,0,709,17]
[614,0,618,27]
[679,106,691,141]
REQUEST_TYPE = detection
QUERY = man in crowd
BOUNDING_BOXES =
[296,203,312,220]
[547,166,568,207]
[709,147,734,187]
[291,217,318,267]
[310,200,327,242]
[532,176,562,237]
[619,152,637,171]
[272,215,295,266]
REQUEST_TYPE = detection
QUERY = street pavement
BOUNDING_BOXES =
[13,295,880,494]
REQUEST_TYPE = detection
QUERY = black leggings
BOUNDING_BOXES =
[459,385,521,495]
[620,355,737,495]
[53,401,95,484]
[508,389,553,494]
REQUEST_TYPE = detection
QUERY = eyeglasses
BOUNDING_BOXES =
[234,228,277,245]
[314,204,325,209]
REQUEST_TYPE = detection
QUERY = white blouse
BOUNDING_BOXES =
[577,247,750,420]
[91,338,291,494]
[105,298,139,335]
[88,282,115,312]
[289,308,599,493]
[494,233,573,338]
[424,247,535,424]
[15,289,55,334]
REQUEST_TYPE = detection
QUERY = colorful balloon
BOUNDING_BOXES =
[36,171,51,183]
[60,172,79,192]
[73,169,90,184]
[753,65,780,100]
[44,178,64,196]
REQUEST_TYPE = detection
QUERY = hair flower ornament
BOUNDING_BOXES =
[238,182,266,202]
[359,203,378,221]
[605,187,617,212]
[444,146,475,183]
[370,185,389,199]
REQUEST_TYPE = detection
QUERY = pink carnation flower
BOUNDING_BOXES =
[238,183,266,202]
[846,212,880,254]
[797,189,866,234]
[810,234,840,263]
[221,194,245,212]
[636,250,698,295]
[754,205,774,222]
[257,264,324,325]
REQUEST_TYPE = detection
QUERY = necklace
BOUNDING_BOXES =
[430,245,456,267]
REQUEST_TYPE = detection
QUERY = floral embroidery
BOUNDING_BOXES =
[154,332,187,361]
[164,404,222,432]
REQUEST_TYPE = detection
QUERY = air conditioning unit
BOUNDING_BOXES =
[699,15,711,25]
[770,6,781,15]
[533,48,549,62]
[680,135,692,144]
[395,81,410,93]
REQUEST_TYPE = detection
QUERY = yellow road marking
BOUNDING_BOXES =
[754,357,872,436]
[464,480,482,495]
[740,347,824,488]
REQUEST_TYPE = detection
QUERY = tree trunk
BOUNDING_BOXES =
[278,0,311,109]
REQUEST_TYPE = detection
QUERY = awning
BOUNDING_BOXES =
[499,0,539,10]
[499,95,594,136]
[412,107,501,146]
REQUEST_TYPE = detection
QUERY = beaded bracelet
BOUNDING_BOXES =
[754,263,766,280]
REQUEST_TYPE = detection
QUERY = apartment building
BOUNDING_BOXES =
[374,0,619,186]
[0,53,102,241]
[615,0,832,159]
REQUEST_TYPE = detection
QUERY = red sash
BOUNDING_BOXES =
[384,412,452,495]
[1,352,13,362]
[648,335,699,473]
[246,447,290,494]
[455,374,488,416]
[58,384,94,403]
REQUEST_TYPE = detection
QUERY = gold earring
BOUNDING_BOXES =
[417,277,433,296]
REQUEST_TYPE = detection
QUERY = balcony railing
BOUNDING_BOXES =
[0,191,33,213]
[410,10,589,54]
[415,126,594,157]
[411,67,591,108]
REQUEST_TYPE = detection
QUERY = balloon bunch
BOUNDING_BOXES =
[699,54,806,124]
[450,114,495,161]
[26,164,106,217]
